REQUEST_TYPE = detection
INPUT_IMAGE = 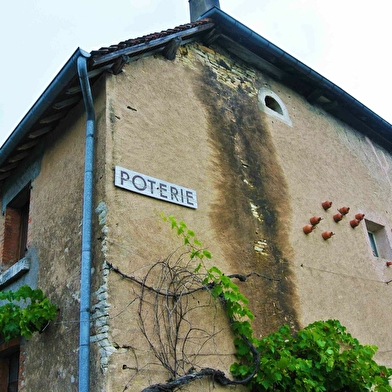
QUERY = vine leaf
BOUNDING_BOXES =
[0,285,57,341]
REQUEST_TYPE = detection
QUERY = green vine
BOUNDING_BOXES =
[0,285,57,341]
[161,214,392,391]
[231,319,392,391]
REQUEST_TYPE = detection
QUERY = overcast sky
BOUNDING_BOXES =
[1,0,391,146]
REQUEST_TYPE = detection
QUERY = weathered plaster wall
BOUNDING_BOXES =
[5,77,108,391]
[186,42,392,368]
[24,108,86,391]
[102,53,237,391]
[262,75,392,367]
[101,42,300,391]
[102,38,392,391]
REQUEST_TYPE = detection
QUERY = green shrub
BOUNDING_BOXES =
[0,285,57,341]
[231,319,392,391]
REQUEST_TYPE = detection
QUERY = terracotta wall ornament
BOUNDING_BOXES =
[350,219,361,228]
[322,201,332,210]
[333,213,343,223]
[355,213,365,221]
[310,216,323,226]
[303,201,364,239]
[322,231,335,240]
[303,224,314,234]
[338,206,350,215]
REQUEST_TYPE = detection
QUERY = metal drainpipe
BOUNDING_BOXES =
[77,54,96,392]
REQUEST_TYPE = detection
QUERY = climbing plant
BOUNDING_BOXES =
[0,285,57,341]
[110,214,392,391]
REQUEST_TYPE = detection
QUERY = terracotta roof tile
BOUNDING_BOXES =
[90,18,212,58]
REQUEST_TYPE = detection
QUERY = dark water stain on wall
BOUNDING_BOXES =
[196,66,300,335]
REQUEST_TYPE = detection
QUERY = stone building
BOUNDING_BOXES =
[1,0,392,390]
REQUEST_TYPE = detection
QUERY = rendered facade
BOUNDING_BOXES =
[1,1,392,391]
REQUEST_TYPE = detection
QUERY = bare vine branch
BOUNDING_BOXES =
[108,259,267,390]
[107,262,279,295]
[141,368,234,391]
[107,261,213,297]
[227,272,280,282]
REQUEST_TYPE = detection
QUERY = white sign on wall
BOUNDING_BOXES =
[114,166,198,209]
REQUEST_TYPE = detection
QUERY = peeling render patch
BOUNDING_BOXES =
[96,201,109,257]
[96,201,107,224]
[254,239,269,256]
[243,178,253,188]
[91,201,112,372]
[250,203,269,255]
[71,289,80,303]
[250,202,263,222]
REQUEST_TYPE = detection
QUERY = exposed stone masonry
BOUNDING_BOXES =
[91,201,113,373]
[179,43,258,97]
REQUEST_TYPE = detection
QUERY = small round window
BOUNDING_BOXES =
[258,88,292,126]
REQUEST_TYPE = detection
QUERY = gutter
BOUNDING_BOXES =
[201,7,392,140]
[77,55,96,392]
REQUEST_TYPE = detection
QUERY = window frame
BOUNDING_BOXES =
[1,184,31,273]
[364,219,392,260]
[367,230,379,257]
[7,350,20,392]
[258,87,292,126]
[0,339,20,392]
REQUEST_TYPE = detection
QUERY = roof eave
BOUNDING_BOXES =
[0,48,90,167]
[201,7,392,150]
